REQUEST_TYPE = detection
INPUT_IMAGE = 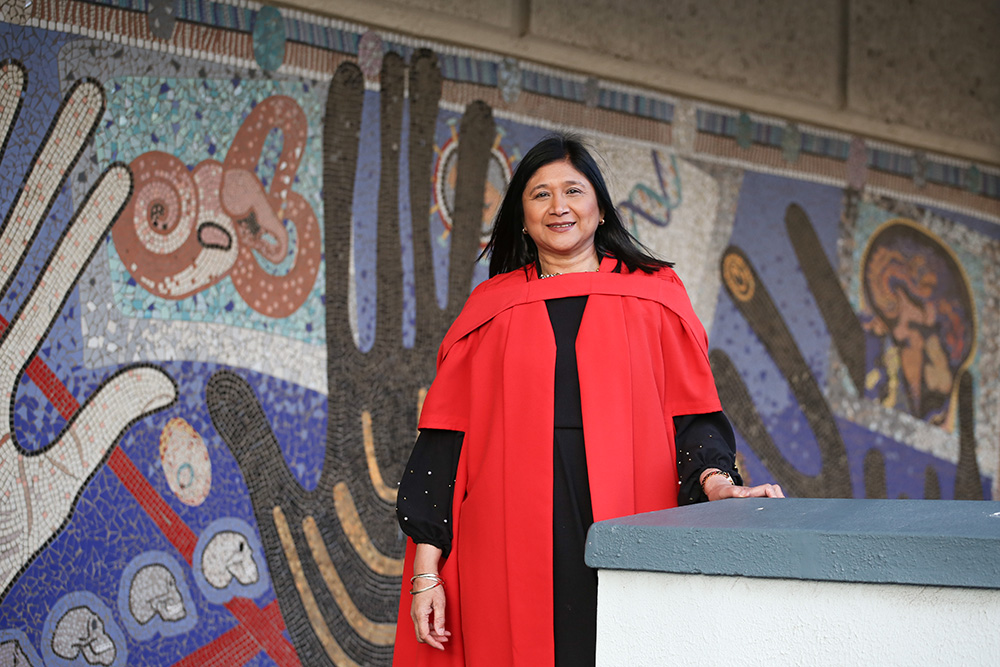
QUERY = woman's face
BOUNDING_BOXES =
[522,159,602,268]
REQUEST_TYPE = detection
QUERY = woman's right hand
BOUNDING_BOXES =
[410,544,451,650]
[411,581,450,649]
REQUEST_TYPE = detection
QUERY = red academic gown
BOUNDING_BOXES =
[393,256,722,666]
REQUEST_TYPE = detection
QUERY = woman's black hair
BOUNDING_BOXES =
[479,132,673,278]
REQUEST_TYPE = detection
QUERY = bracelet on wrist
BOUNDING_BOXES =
[700,469,734,489]
[410,580,443,595]
[410,573,444,594]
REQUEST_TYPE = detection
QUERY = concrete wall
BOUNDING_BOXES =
[297,0,1000,162]
[596,571,1000,666]
[587,498,1000,666]
[0,1,998,665]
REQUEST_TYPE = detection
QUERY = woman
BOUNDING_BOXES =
[394,134,783,666]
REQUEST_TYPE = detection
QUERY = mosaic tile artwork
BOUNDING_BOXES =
[1,1,999,666]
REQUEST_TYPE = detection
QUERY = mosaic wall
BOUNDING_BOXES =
[1,1,998,665]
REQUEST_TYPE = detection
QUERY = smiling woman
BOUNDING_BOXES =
[480,133,679,279]
[393,133,784,667]
[521,159,604,275]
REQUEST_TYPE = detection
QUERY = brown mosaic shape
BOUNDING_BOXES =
[716,245,853,498]
[954,370,984,500]
[924,465,941,500]
[785,203,867,393]
[863,448,888,499]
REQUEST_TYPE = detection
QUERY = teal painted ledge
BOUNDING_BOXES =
[585,498,1000,589]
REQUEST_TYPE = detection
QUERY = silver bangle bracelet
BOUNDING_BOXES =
[410,580,443,595]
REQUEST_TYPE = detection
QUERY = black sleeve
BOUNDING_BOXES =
[396,429,464,558]
[674,411,743,505]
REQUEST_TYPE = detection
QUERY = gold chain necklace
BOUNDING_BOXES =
[539,269,600,279]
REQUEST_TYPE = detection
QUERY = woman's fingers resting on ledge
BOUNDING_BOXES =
[711,482,785,500]
[700,468,785,501]
[752,483,785,498]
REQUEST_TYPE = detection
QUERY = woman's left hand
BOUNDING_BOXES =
[701,470,784,502]
[707,482,784,501]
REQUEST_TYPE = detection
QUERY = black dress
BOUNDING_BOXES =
[397,296,740,666]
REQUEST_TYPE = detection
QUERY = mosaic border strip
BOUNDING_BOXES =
[697,108,999,200]
[697,109,851,159]
[283,9,674,122]
[73,0,678,123]
[89,0,256,29]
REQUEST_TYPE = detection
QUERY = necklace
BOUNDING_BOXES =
[539,269,599,279]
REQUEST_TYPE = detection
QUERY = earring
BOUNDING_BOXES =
[599,218,605,225]
[522,228,527,234]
